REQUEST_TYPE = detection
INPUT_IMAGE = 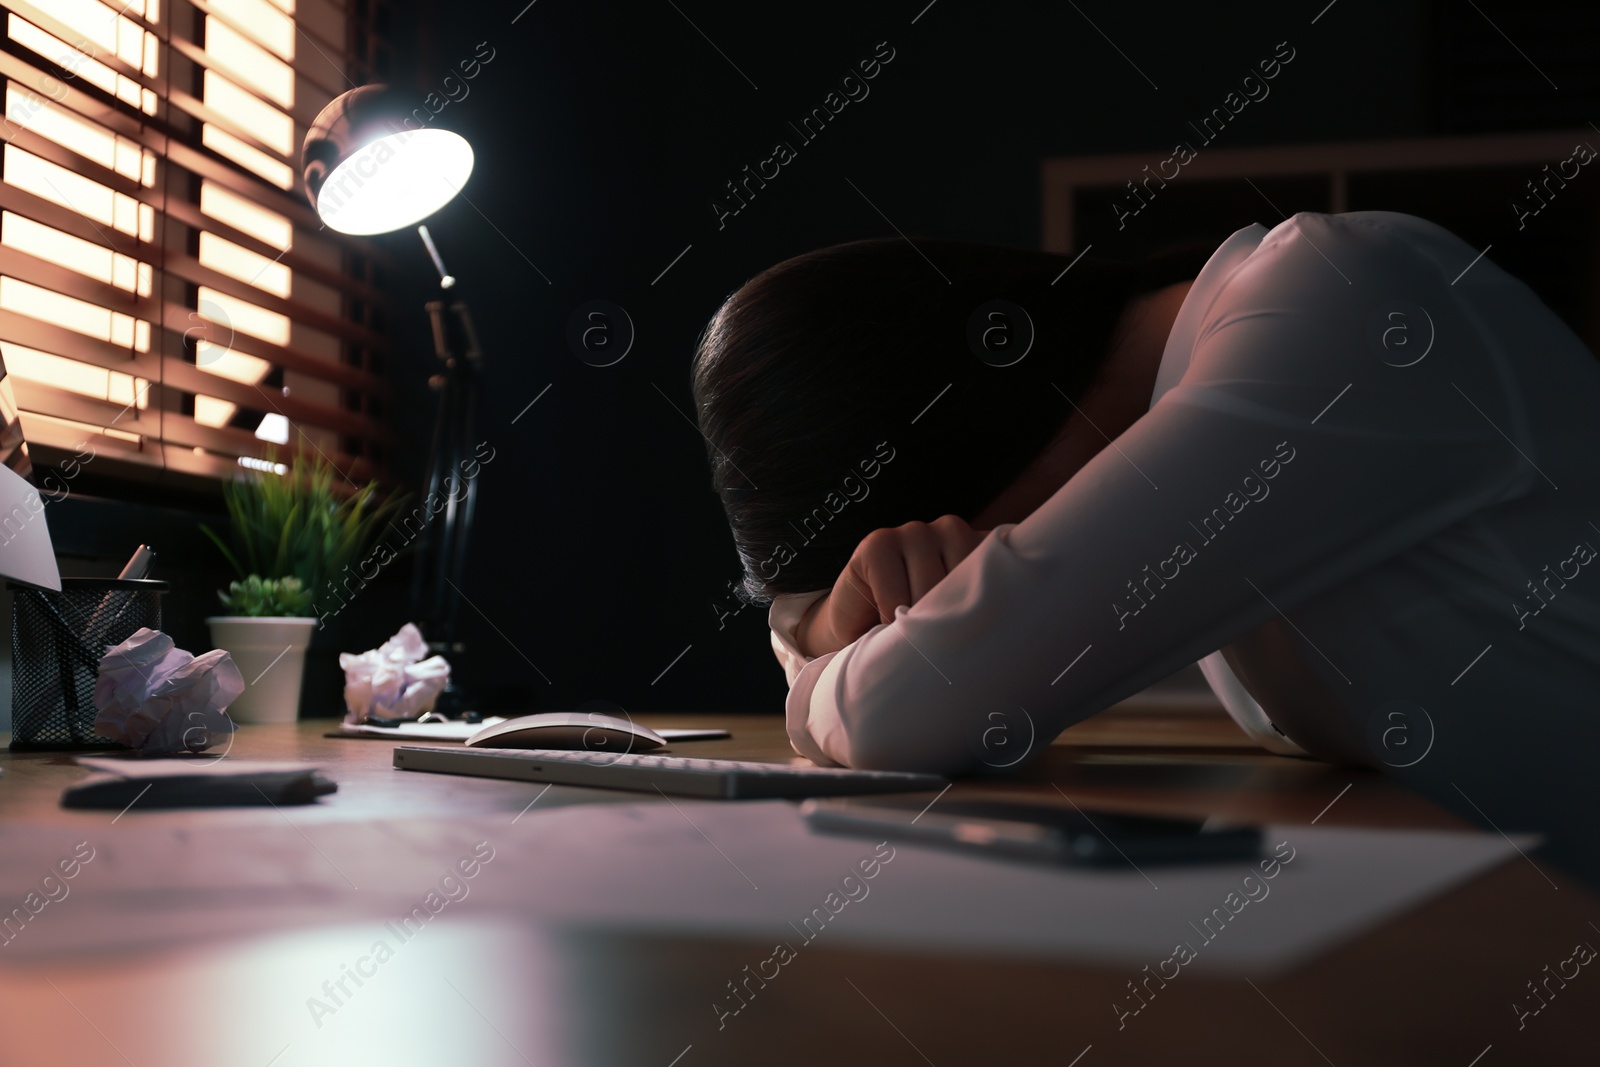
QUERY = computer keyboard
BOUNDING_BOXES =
[393,745,948,799]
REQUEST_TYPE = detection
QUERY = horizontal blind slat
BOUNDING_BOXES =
[161,354,390,444]
[0,231,389,395]
[0,306,147,370]
[165,33,333,132]
[159,300,387,394]
[163,250,389,350]
[11,375,161,435]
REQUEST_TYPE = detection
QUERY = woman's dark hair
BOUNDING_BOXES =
[692,237,1214,602]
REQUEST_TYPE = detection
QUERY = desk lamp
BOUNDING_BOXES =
[302,84,482,715]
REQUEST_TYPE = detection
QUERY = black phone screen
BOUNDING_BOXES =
[800,796,1262,867]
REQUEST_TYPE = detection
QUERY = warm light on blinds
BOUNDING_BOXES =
[0,276,148,351]
[24,409,140,445]
[200,122,294,189]
[3,145,153,237]
[0,342,146,407]
[196,344,272,385]
[198,231,291,298]
[3,85,155,184]
[201,70,293,155]
[204,16,293,108]
[2,212,151,295]
[193,394,236,427]
[8,15,159,114]
[196,285,290,346]
[209,0,295,60]
[32,0,159,68]
[199,179,293,250]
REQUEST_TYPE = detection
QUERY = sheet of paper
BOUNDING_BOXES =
[0,800,1524,974]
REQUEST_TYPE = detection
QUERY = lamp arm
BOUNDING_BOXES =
[417,224,457,289]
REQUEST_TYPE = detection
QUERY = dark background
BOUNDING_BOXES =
[33,0,1600,722]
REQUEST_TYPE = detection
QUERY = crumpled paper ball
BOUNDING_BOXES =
[339,622,451,723]
[92,628,243,755]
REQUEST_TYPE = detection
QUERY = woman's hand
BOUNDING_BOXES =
[794,515,990,658]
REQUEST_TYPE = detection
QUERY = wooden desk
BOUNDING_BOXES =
[0,708,1594,1066]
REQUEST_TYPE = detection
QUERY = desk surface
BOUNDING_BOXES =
[1,707,1594,1065]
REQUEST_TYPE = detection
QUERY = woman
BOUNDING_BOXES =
[690,211,1600,779]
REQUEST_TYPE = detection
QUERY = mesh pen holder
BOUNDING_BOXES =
[9,578,168,750]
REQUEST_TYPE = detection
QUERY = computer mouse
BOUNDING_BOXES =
[464,711,667,752]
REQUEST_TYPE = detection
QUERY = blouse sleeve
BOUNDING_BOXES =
[788,212,1540,773]
[767,590,826,687]
[765,590,846,764]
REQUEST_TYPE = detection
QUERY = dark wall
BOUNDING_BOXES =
[376,0,1443,715]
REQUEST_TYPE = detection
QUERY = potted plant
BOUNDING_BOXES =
[202,448,402,723]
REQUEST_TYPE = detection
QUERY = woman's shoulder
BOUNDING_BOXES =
[1192,211,1492,326]
[1178,210,1495,380]
[1252,210,1481,281]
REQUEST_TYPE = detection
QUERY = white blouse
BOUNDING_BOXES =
[771,211,1600,773]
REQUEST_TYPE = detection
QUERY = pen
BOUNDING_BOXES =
[117,545,155,580]
[86,545,157,654]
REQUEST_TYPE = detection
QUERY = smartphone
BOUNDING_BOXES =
[799,796,1261,868]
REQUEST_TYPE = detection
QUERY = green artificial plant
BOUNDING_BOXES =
[217,575,314,617]
[202,446,406,618]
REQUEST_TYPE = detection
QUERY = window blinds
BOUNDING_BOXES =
[0,0,388,487]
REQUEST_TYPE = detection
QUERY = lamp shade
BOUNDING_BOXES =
[301,84,475,236]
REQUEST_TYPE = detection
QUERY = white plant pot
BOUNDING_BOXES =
[206,616,318,724]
